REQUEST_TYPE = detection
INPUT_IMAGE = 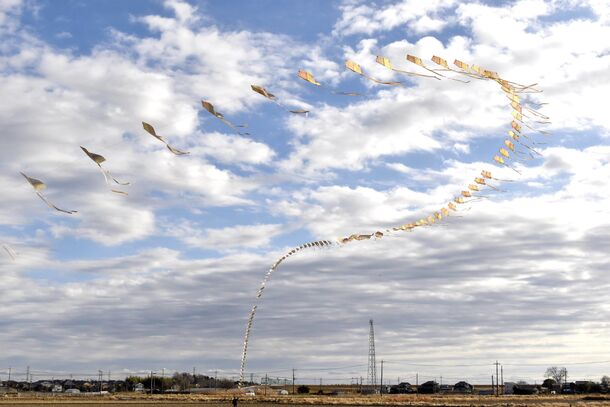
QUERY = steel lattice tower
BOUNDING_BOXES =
[367,319,377,388]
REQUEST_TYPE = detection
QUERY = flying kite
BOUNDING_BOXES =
[375,56,440,80]
[430,56,484,81]
[250,85,310,114]
[141,122,190,155]
[20,172,77,214]
[201,100,250,135]
[297,70,362,96]
[345,59,403,86]
[405,54,469,83]
[80,146,129,195]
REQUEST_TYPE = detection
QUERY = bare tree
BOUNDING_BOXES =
[545,367,567,384]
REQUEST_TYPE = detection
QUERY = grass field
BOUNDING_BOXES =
[2,393,610,406]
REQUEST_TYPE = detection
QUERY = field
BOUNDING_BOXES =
[2,393,610,406]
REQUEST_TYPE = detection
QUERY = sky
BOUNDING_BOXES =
[1,0,610,385]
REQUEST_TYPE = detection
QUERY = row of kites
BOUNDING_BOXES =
[237,54,551,386]
[4,54,549,265]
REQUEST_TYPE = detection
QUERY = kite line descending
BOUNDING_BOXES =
[238,54,550,386]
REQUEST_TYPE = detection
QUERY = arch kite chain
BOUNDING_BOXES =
[239,54,550,386]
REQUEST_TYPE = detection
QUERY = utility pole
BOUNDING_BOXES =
[416,373,418,387]
[501,365,504,395]
[150,371,154,395]
[292,369,296,394]
[26,366,30,391]
[492,375,494,395]
[8,367,11,382]
[495,360,500,397]
[265,374,268,395]
[380,360,384,396]
[214,370,218,389]
[99,370,103,393]
[161,368,165,393]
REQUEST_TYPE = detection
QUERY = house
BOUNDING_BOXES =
[513,384,539,395]
[452,381,473,394]
[390,382,414,394]
[418,381,440,394]
[504,382,517,395]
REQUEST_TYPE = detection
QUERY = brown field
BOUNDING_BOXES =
[2,393,610,407]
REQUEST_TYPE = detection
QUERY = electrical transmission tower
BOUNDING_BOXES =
[367,319,377,389]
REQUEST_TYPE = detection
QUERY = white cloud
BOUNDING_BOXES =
[333,0,456,36]
[0,0,22,30]
[194,132,276,166]
[165,222,285,251]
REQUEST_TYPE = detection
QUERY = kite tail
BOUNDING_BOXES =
[100,165,130,186]
[37,192,77,214]
[485,183,505,192]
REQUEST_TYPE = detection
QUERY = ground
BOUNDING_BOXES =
[2,393,610,406]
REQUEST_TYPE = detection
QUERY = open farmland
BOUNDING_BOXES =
[2,394,610,406]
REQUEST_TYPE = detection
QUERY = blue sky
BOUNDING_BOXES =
[2,0,610,384]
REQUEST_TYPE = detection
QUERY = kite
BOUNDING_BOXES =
[20,172,77,214]
[297,70,362,96]
[201,100,250,135]
[508,130,542,156]
[345,59,403,86]
[80,146,129,195]
[251,85,310,114]
[405,54,469,83]
[239,54,550,387]
[493,154,521,174]
[474,176,502,191]
[375,56,440,80]
[141,122,190,155]
[430,56,483,81]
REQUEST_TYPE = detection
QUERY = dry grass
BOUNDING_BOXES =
[1,393,610,406]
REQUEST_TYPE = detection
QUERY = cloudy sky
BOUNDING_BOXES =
[1,0,610,385]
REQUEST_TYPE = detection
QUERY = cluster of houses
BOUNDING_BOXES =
[387,379,610,395]
[2,376,609,396]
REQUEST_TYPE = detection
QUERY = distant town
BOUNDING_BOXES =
[1,369,609,396]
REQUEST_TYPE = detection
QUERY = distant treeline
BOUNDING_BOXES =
[1,372,242,393]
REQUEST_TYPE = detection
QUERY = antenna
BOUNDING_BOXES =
[367,319,377,389]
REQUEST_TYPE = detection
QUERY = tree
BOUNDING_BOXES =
[297,385,310,394]
[601,376,610,390]
[172,372,192,391]
[542,378,557,389]
[545,367,567,385]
